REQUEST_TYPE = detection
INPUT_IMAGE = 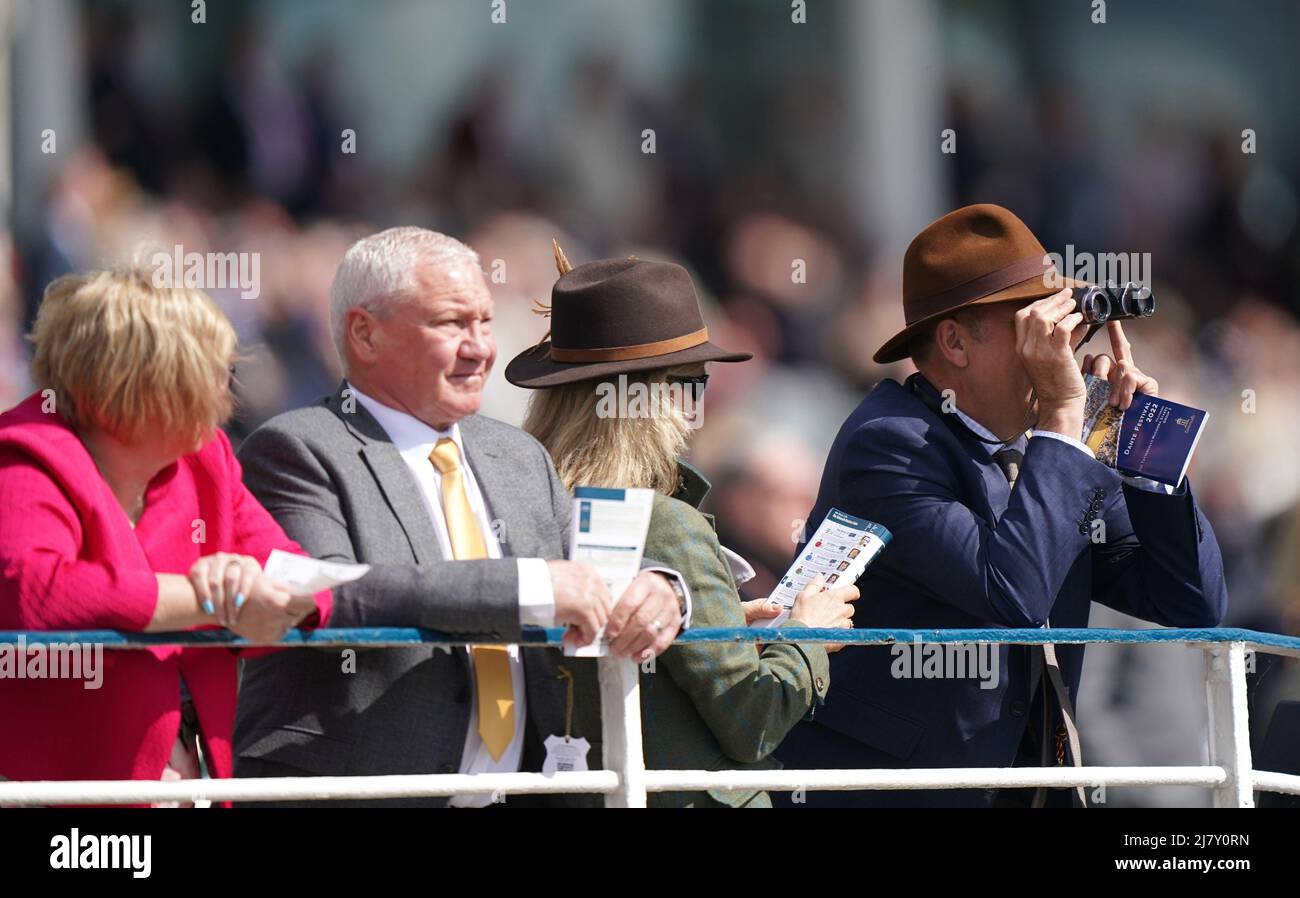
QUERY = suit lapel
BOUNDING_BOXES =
[907,374,1011,523]
[460,415,542,558]
[979,456,1013,520]
[360,442,444,565]
[325,381,444,565]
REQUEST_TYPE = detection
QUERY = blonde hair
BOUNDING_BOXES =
[523,368,692,496]
[29,267,238,447]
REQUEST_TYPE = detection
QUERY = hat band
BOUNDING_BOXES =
[550,327,709,363]
[906,254,1057,324]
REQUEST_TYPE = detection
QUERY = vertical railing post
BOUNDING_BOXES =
[1204,642,1254,808]
[599,655,647,808]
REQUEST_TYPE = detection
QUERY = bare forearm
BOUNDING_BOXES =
[145,573,209,632]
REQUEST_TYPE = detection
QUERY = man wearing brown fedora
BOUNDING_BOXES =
[775,204,1228,808]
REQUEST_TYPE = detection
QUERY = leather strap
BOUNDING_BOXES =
[550,327,708,362]
[1029,625,1088,808]
[907,255,1057,323]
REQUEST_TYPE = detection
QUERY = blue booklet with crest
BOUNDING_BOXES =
[1081,374,1208,487]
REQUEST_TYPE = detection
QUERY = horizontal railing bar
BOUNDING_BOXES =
[1253,771,1300,796]
[0,771,621,806]
[0,766,1229,805]
[2,626,1298,654]
[641,766,1227,791]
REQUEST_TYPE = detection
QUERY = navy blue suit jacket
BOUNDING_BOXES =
[775,374,1228,807]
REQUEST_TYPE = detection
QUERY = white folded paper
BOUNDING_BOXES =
[263,549,371,596]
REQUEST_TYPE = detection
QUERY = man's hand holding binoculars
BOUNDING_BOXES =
[1017,288,1159,439]
[1082,320,1159,410]
[1017,290,1089,438]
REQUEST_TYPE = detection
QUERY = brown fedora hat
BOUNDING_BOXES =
[873,203,1085,364]
[505,257,751,388]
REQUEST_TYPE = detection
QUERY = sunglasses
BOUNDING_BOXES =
[666,373,709,393]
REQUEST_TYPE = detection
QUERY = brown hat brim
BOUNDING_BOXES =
[871,275,1089,365]
[505,340,752,388]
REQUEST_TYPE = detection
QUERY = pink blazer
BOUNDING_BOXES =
[0,393,331,789]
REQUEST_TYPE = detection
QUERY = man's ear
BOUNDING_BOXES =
[345,307,379,366]
[935,318,970,369]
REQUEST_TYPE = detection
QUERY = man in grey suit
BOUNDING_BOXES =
[233,227,686,806]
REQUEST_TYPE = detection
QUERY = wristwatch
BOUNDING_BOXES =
[665,573,688,618]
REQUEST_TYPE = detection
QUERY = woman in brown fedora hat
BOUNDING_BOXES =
[507,249,859,808]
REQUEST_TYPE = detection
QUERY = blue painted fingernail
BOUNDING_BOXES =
[235,593,246,609]
[202,600,215,615]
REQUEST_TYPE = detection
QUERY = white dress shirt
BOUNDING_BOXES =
[349,385,554,807]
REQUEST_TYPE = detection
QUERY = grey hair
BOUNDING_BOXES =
[329,226,481,366]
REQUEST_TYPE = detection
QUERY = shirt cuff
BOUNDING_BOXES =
[641,566,692,630]
[1030,429,1095,459]
[1122,474,1177,495]
[517,558,556,627]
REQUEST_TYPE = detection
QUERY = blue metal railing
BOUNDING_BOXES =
[1,626,1298,806]
[3,625,1299,651]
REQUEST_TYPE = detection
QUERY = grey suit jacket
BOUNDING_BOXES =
[232,383,599,804]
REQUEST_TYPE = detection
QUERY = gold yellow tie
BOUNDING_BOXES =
[429,437,514,761]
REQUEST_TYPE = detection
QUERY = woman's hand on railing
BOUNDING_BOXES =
[790,575,860,653]
[187,552,306,644]
[229,596,299,644]
[188,553,265,629]
[228,575,307,644]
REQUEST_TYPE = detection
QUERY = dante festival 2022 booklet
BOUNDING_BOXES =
[1081,373,1209,488]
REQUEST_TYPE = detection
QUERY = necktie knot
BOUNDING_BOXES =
[429,437,462,475]
[993,447,1024,484]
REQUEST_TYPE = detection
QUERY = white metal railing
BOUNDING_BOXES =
[2,626,1299,807]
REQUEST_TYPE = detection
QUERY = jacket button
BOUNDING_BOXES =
[815,677,826,692]
[1011,700,1027,716]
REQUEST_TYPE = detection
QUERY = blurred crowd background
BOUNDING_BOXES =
[4,0,1300,806]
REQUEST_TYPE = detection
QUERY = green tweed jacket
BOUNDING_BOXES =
[634,463,830,807]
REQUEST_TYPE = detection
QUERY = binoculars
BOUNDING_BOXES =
[1072,282,1155,324]
[1071,282,1155,344]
